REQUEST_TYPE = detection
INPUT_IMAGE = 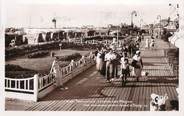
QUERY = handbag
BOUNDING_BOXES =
[131,60,140,68]
[131,60,137,67]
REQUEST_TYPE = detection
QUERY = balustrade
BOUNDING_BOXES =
[5,53,95,101]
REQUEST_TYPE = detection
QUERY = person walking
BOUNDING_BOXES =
[105,49,116,82]
[112,50,121,79]
[141,33,144,41]
[122,44,129,58]
[128,42,133,57]
[96,49,103,72]
[120,55,130,86]
[150,36,155,50]
[131,50,143,81]
[145,37,150,49]
[132,43,140,56]
[100,47,107,76]
[136,35,141,43]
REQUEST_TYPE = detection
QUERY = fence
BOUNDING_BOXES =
[164,48,179,78]
[5,53,95,102]
[5,76,37,101]
[58,55,95,85]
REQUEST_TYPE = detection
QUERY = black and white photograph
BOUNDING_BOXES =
[1,0,184,114]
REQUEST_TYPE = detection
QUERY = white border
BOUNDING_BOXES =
[1,0,184,116]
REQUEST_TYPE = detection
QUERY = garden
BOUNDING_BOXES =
[6,49,90,78]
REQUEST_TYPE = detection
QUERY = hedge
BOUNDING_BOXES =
[5,41,105,60]
[5,64,38,78]
[5,62,70,79]
[5,41,60,60]
[56,53,82,61]
[27,51,49,58]
[5,64,35,71]
[5,71,37,79]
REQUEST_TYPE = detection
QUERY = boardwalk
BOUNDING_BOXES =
[6,37,178,111]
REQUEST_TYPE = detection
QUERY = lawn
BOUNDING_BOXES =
[6,49,90,74]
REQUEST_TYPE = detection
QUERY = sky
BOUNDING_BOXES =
[2,0,180,28]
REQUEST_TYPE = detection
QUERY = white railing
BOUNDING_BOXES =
[38,73,55,91]
[57,54,95,84]
[5,77,35,92]
[5,75,38,101]
[37,73,56,99]
[5,53,95,102]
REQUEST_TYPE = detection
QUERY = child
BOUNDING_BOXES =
[150,36,155,50]
[120,57,130,86]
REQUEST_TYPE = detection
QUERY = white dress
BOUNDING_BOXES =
[96,52,103,71]
[145,38,149,48]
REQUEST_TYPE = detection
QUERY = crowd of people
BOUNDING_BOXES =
[95,35,145,86]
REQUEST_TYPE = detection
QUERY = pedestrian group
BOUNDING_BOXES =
[95,35,145,86]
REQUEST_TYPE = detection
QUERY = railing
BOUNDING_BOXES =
[164,49,179,78]
[57,54,95,85]
[38,73,56,92]
[5,77,34,93]
[5,53,95,102]
[5,75,38,101]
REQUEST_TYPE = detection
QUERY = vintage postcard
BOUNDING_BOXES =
[1,0,184,115]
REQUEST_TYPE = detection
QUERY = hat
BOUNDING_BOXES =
[136,50,140,54]
[151,93,159,103]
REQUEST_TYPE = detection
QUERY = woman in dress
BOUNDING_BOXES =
[96,49,103,72]
[100,47,107,76]
[145,38,149,49]
[132,50,143,81]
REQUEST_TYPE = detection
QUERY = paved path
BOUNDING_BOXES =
[6,37,178,111]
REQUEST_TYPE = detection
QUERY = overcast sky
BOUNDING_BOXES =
[3,0,180,28]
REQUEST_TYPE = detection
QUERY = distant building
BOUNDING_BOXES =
[160,19,169,27]
[153,19,177,36]
[23,29,66,44]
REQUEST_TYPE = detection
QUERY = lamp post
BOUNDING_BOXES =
[157,15,161,38]
[131,10,137,28]
[140,19,143,29]
[52,18,57,29]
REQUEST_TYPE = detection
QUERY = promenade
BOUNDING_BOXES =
[6,36,178,111]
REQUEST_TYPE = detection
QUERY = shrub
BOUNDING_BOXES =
[5,64,33,71]
[57,61,70,68]
[57,53,82,61]
[5,64,37,78]
[5,40,104,60]
[27,51,49,58]
[5,71,37,78]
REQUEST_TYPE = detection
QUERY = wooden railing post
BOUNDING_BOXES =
[33,74,39,102]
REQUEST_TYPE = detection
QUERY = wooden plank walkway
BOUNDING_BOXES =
[6,37,179,111]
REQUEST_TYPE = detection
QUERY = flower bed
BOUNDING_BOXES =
[5,64,37,78]
[27,51,49,58]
